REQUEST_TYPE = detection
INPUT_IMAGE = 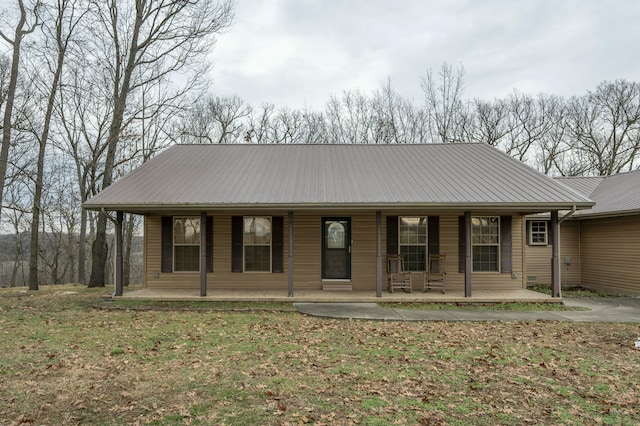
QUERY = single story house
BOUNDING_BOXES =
[83,144,593,298]
[526,169,640,295]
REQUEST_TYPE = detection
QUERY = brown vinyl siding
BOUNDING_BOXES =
[144,212,526,292]
[580,215,640,294]
[525,220,581,288]
[525,245,551,286]
[559,221,582,287]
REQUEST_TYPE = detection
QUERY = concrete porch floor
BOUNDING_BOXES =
[115,288,559,303]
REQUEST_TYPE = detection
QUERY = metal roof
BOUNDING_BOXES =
[83,143,594,214]
[558,170,640,218]
[554,176,604,198]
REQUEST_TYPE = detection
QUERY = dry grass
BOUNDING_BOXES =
[1,284,639,425]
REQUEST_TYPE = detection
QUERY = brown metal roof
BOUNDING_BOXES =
[555,176,605,198]
[558,170,640,218]
[83,144,594,214]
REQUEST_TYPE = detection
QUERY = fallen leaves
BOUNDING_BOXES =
[1,291,640,424]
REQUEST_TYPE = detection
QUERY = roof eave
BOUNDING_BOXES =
[573,209,640,220]
[82,201,595,215]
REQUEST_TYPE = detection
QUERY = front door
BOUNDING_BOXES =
[322,218,351,280]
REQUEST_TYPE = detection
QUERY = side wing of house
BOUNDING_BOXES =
[579,215,640,295]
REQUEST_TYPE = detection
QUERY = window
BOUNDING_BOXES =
[399,217,427,271]
[529,221,548,245]
[472,216,500,272]
[244,217,271,272]
[173,217,200,272]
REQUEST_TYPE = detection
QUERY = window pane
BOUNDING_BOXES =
[174,245,200,272]
[243,217,271,271]
[472,216,500,271]
[174,217,200,245]
[530,221,547,244]
[399,217,427,271]
[173,217,201,272]
[400,246,426,272]
[327,222,346,249]
[245,246,271,272]
[244,217,271,245]
[473,246,499,272]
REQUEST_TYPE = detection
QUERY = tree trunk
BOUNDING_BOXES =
[0,2,29,221]
[88,0,143,288]
[28,5,68,290]
[88,212,109,287]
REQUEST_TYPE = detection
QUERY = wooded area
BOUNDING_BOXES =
[1,0,639,288]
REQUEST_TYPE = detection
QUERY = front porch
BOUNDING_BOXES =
[115,288,558,304]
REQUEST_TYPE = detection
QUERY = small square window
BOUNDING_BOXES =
[529,221,548,245]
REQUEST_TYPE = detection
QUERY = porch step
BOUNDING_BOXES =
[322,283,353,291]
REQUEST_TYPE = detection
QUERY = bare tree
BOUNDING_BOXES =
[568,80,640,175]
[244,103,275,143]
[470,98,509,146]
[325,90,376,144]
[2,171,31,287]
[0,0,40,221]
[25,0,87,290]
[0,55,11,112]
[421,63,467,143]
[500,91,558,163]
[531,95,571,175]
[55,62,112,284]
[372,78,428,144]
[177,94,250,144]
[88,0,234,287]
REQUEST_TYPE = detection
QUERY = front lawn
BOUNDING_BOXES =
[1,284,638,425]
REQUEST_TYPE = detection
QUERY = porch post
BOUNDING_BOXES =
[200,212,207,297]
[114,211,123,297]
[288,211,294,297]
[550,210,560,298]
[376,211,382,297]
[464,211,472,297]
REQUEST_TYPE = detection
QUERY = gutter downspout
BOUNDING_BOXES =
[556,206,577,298]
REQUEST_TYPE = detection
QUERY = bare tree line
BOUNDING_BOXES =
[176,64,640,177]
[1,1,639,288]
[0,0,234,288]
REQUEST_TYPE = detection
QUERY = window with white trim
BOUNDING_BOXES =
[244,217,271,272]
[173,217,200,272]
[399,217,427,271]
[529,221,548,245]
[472,216,500,272]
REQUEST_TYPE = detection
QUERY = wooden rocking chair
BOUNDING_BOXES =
[423,253,446,293]
[387,254,412,293]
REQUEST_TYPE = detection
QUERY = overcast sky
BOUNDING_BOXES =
[209,0,640,111]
